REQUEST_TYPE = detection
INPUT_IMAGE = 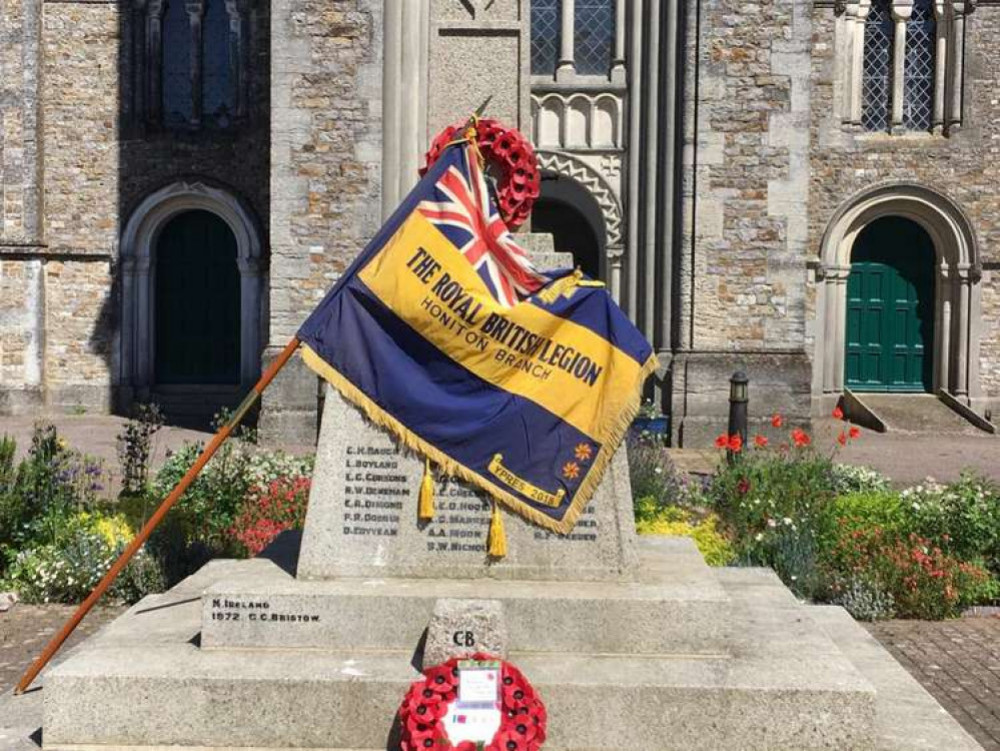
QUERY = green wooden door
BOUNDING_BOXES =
[845,217,935,392]
[154,210,240,384]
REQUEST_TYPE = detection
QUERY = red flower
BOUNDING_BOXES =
[791,428,811,447]
[422,663,457,694]
[849,425,861,439]
[714,433,729,449]
[771,414,784,428]
[837,431,847,446]
[488,729,530,751]
[754,434,768,448]
[728,434,743,452]
[832,406,844,420]
[737,477,751,495]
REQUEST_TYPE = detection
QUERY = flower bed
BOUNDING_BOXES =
[629,410,1000,620]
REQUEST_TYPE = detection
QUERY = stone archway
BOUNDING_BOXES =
[815,183,982,408]
[535,150,624,301]
[119,181,265,394]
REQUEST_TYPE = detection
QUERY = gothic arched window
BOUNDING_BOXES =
[202,0,236,126]
[133,0,247,131]
[162,0,194,126]
[903,0,936,130]
[574,0,614,75]
[531,0,561,75]
[861,0,893,132]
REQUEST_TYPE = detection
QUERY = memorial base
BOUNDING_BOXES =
[42,539,874,751]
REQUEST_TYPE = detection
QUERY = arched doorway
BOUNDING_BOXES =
[154,210,241,384]
[120,181,265,399]
[532,172,607,280]
[815,184,982,411]
[845,217,935,392]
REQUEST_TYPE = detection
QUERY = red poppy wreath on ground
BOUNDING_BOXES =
[399,653,547,751]
[421,119,541,229]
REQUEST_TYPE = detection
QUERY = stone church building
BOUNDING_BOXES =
[1,0,997,444]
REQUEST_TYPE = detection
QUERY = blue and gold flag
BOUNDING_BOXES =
[298,142,656,535]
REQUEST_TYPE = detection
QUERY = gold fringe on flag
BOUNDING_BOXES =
[418,457,435,521]
[487,500,507,558]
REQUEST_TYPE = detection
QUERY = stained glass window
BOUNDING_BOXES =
[575,0,614,75]
[202,0,234,125]
[861,0,893,132]
[531,0,560,75]
[903,0,935,130]
[162,0,193,125]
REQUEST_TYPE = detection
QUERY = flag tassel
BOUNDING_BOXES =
[488,501,507,558]
[418,457,435,521]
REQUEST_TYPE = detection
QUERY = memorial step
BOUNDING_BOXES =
[201,537,732,656]
[43,556,876,751]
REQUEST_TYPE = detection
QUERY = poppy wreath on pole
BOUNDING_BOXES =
[421,118,541,229]
[398,653,547,751]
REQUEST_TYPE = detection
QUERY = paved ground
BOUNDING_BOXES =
[0,604,127,695]
[866,616,1000,751]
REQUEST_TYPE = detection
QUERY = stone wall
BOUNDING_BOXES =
[809,4,1000,414]
[674,0,814,444]
[0,0,271,414]
[260,0,383,442]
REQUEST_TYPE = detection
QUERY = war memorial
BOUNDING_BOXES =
[0,244,983,751]
[0,2,992,749]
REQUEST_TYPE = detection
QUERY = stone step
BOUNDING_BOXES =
[42,555,876,751]
[43,646,873,751]
[201,538,732,656]
[853,393,983,434]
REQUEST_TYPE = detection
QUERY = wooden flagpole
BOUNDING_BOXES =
[13,336,302,695]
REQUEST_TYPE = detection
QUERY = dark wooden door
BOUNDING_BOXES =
[154,210,240,384]
[845,217,935,392]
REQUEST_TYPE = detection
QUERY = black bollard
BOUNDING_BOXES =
[727,371,748,464]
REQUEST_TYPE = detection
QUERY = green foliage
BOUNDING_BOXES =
[627,432,683,508]
[828,575,897,622]
[828,463,892,495]
[3,511,164,604]
[116,403,164,497]
[634,499,735,567]
[901,474,1000,571]
[704,421,1000,619]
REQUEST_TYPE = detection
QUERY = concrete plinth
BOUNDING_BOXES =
[45,539,877,751]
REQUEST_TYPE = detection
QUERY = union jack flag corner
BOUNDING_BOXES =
[296,138,656,537]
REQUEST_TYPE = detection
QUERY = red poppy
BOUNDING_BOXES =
[832,406,844,420]
[771,414,784,428]
[455,743,479,751]
[728,434,743,452]
[714,433,729,449]
[737,477,751,495]
[422,664,457,694]
[791,428,811,447]
[754,434,768,448]
[503,682,537,709]
[837,431,847,446]
[488,729,530,751]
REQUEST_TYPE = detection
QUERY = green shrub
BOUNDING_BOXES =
[901,474,1000,571]
[3,511,164,604]
[829,464,892,495]
[822,527,993,619]
[828,575,896,621]
[815,491,910,554]
[627,433,683,508]
[635,502,735,567]
[116,403,164,497]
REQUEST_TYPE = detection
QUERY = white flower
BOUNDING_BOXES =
[783,517,793,526]
[755,533,764,542]
[767,518,777,528]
